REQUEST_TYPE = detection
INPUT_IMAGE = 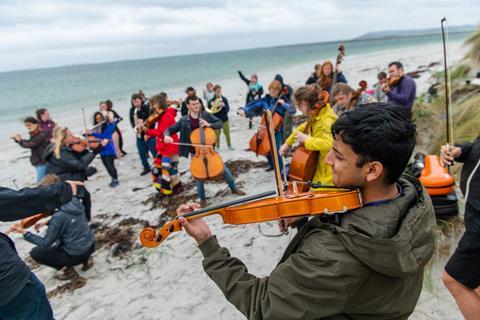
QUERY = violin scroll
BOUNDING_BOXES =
[140,220,183,248]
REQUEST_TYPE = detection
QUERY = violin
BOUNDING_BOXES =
[248,88,288,156]
[5,213,49,235]
[140,110,363,248]
[288,91,330,192]
[70,136,88,153]
[349,80,368,109]
[189,115,224,181]
[387,77,401,87]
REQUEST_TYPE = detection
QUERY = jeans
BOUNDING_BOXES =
[0,273,53,320]
[196,165,236,201]
[266,130,284,173]
[136,137,157,170]
[35,164,47,183]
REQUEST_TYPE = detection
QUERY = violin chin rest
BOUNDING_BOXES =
[139,227,161,248]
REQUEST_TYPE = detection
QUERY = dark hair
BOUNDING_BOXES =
[186,95,200,105]
[213,84,221,91]
[388,61,403,70]
[93,111,105,126]
[24,117,38,124]
[105,100,113,111]
[377,71,387,79]
[35,108,47,120]
[185,86,195,93]
[131,93,142,101]
[331,103,416,184]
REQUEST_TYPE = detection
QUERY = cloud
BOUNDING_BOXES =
[0,0,478,72]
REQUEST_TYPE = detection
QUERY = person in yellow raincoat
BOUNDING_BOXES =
[279,84,337,186]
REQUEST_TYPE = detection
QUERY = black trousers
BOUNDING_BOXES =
[30,245,95,270]
[101,155,118,180]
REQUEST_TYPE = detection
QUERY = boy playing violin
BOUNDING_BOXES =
[164,96,245,206]
[177,103,436,319]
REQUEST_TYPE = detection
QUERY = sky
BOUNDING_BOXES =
[0,0,479,72]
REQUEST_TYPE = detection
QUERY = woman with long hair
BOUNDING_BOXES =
[318,60,347,93]
[279,84,337,186]
[141,93,181,195]
[43,126,97,220]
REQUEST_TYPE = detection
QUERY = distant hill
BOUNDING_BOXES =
[354,25,476,41]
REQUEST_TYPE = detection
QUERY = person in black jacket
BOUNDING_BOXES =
[130,93,157,175]
[440,138,480,319]
[9,175,95,280]
[164,96,245,205]
[0,181,79,320]
[207,85,232,150]
[305,63,321,85]
[180,86,205,116]
[12,117,50,182]
[44,126,98,221]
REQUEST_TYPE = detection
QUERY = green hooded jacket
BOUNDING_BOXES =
[198,176,437,319]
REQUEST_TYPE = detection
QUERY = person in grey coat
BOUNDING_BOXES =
[10,176,95,280]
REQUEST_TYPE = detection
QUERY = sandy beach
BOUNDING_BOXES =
[1,41,467,320]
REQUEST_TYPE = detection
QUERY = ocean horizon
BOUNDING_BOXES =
[0,31,470,137]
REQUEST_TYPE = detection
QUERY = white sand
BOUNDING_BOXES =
[0,41,468,320]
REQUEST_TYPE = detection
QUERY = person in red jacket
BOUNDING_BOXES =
[141,93,182,195]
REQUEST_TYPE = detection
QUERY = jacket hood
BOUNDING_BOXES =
[336,176,436,277]
[59,197,84,216]
[274,74,285,87]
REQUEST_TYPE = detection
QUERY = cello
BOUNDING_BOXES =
[287,91,329,193]
[140,110,363,248]
[329,45,346,105]
[248,87,288,156]
[348,80,368,109]
[189,114,224,181]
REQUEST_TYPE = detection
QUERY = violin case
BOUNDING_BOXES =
[407,153,459,217]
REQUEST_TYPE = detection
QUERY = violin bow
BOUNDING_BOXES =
[441,17,454,154]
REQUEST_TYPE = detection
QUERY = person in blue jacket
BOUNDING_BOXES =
[239,79,295,172]
[89,112,120,187]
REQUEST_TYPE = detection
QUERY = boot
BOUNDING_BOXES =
[231,188,246,196]
[55,267,79,281]
[81,257,94,272]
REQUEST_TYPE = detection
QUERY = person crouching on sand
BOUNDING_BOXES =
[12,117,50,183]
[9,174,95,281]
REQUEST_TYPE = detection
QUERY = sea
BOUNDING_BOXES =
[0,31,470,138]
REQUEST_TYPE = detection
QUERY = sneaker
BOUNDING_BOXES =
[200,199,208,207]
[228,146,235,151]
[81,257,94,271]
[140,168,150,176]
[55,267,79,281]
[109,179,119,188]
[231,188,246,196]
